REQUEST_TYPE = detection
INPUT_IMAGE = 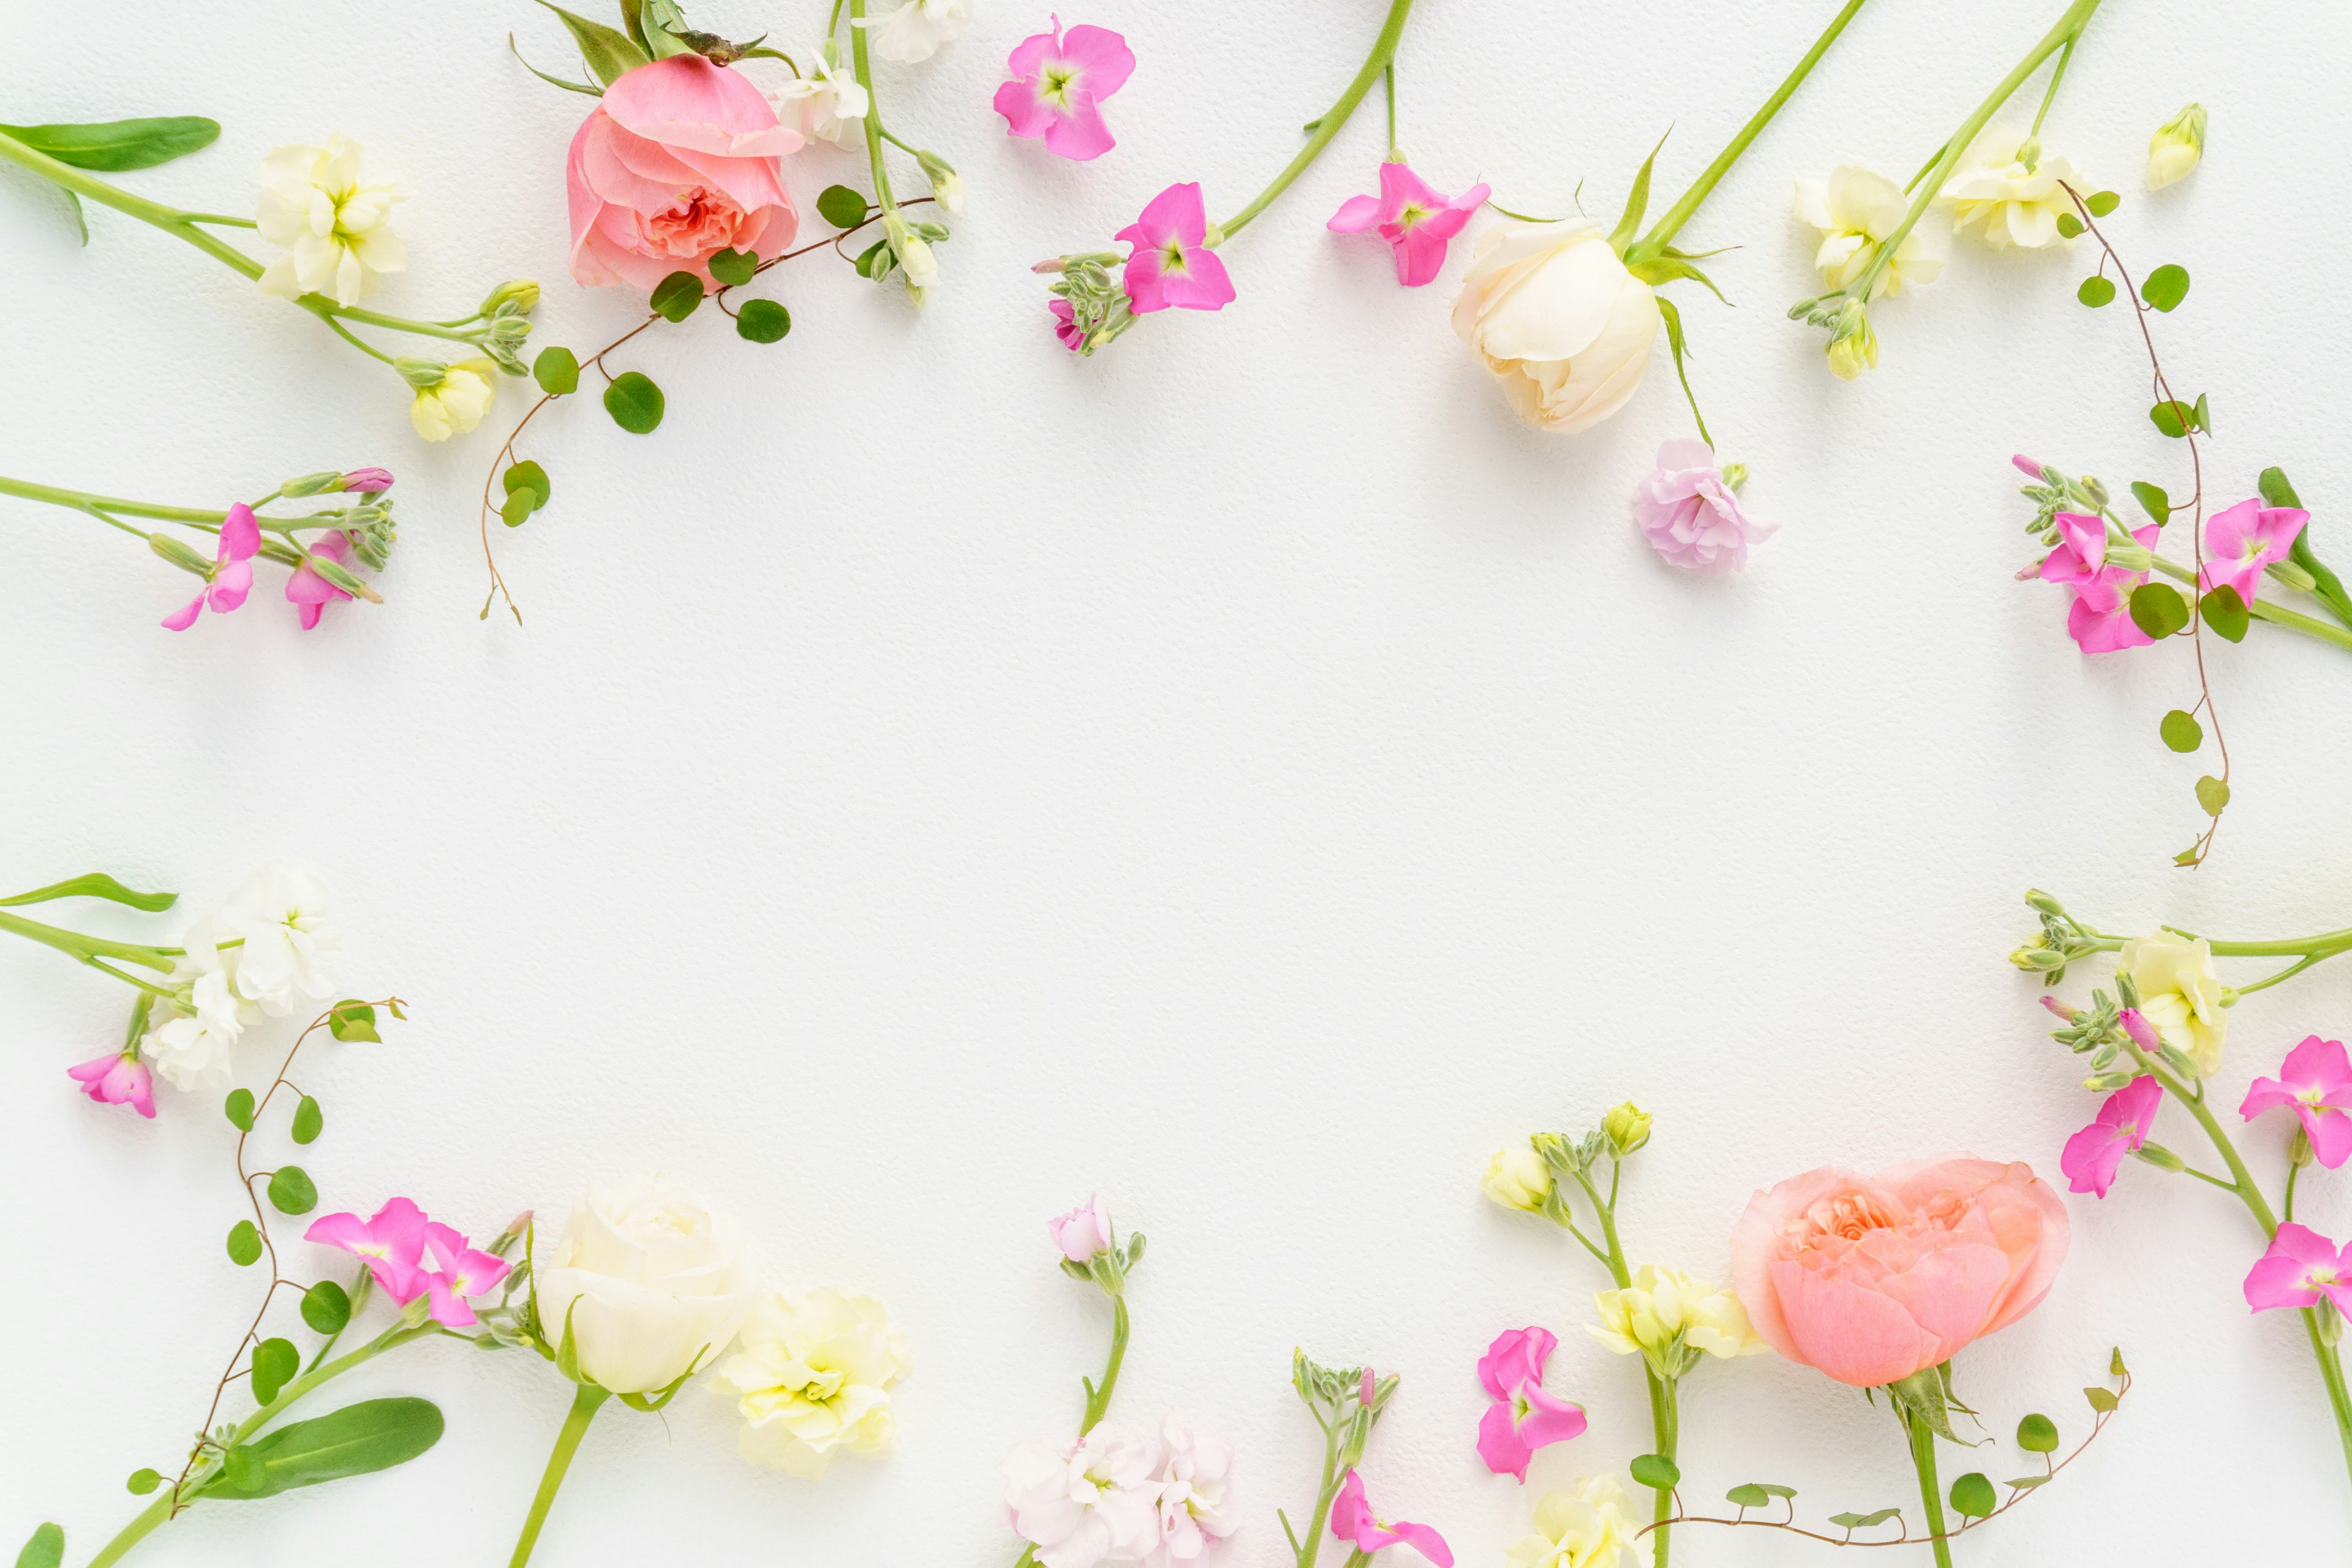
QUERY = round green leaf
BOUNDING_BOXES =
[266,1166,318,1216]
[224,1087,255,1131]
[2141,263,2190,312]
[603,372,665,435]
[500,491,536,529]
[649,270,703,322]
[2076,276,2116,307]
[126,1468,162,1495]
[290,1095,323,1145]
[708,247,758,287]
[502,460,551,508]
[1948,1472,1996,1518]
[2149,400,2193,439]
[736,298,791,344]
[250,1337,299,1406]
[2016,1412,2059,1453]
[2054,213,2084,238]
[816,184,870,229]
[1629,1453,1681,1491]
[227,1219,262,1266]
[2127,581,2190,638]
[2195,774,2231,816]
[854,237,894,281]
[2158,709,2203,753]
[2130,480,2170,526]
[1725,1483,1772,1509]
[2086,189,2121,217]
[2200,584,2249,642]
[532,346,580,396]
[300,1279,352,1335]
[327,1001,379,1042]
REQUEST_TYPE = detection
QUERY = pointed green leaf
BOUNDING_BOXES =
[250,1337,299,1406]
[2195,774,2230,816]
[1828,1509,1901,1529]
[2055,212,2084,238]
[2192,392,2212,435]
[126,1469,161,1495]
[224,1088,256,1131]
[1608,129,1670,253]
[817,184,870,229]
[0,117,219,172]
[327,1001,379,1043]
[2141,263,2190,312]
[533,1,650,87]
[1653,295,1711,449]
[2200,584,2249,642]
[532,345,581,395]
[0,873,176,910]
[290,1095,323,1145]
[2130,481,2170,526]
[267,1166,318,1216]
[2086,190,2120,216]
[736,298,791,343]
[603,371,665,434]
[1630,1453,1680,1491]
[649,270,702,322]
[508,32,604,97]
[1948,1472,1996,1518]
[14,1522,62,1568]
[2084,1384,2120,1412]
[2110,1347,2128,1378]
[2128,581,2190,638]
[2158,709,2203,752]
[197,1398,445,1501]
[2149,399,2193,438]
[643,21,698,57]
[709,247,758,287]
[2076,276,2116,307]
[227,1219,262,1266]
[300,1280,351,1335]
[617,0,651,48]
[2016,1412,2059,1452]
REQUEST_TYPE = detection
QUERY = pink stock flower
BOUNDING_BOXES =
[1474,1327,1588,1480]
[2199,497,2308,606]
[1116,184,1235,315]
[1633,440,1777,575]
[567,55,802,293]
[1730,1158,2070,1388]
[2011,453,2049,479]
[1327,161,1490,287]
[995,17,1134,161]
[2244,1223,2352,1315]
[2059,1075,2161,1197]
[2038,511,2159,654]
[1050,1193,1114,1262]
[161,503,261,631]
[66,1050,155,1118]
[419,1220,513,1328]
[306,1197,430,1300]
[287,529,356,631]
[1049,297,1086,352]
[2242,1036,2352,1169]
[338,468,396,494]
[1329,1469,1453,1566]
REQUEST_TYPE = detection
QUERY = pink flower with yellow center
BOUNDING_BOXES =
[1327,160,1489,287]
[994,17,1134,162]
[1115,183,1235,315]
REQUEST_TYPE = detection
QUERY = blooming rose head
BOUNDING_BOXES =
[1634,441,1777,575]
[567,55,801,294]
[1483,1142,1553,1212]
[1730,1158,2070,1387]
[535,1174,753,1394]
[1003,1422,1161,1568]
[1588,1265,1765,1382]
[2120,932,2227,1078]
[1505,1474,1639,1568]
[721,1287,911,1477]
[67,1049,156,1118]
[2146,103,2207,190]
[1452,221,1659,433]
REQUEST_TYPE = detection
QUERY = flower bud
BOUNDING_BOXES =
[2132,1140,2186,1172]
[2081,477,2111,509]
[394,355,452,391]
[2106,541,2153,571]
[277,470,344,499]
[916,148,963,214]
[1602,1102,1653,1158]
[2291,1128,2315,1168]
[480,279,541,316]
[1719,463,1749,493]
[2038,995,2081,1023]
[2270,559,2318,594]
[148,532,213,576]
[308,554,380,603]
[2321,1302,2346,1346]
[2012,454,2051,481]
[2024,888,2065,915]
[2083,1071,2140,1092]
[2015,135,2043,172]
[337,467,396,494]
[2146,104,2206,190]
[2011,944,2067,971]
[1825,300,1877,382]
[1482,1142,1554,1212]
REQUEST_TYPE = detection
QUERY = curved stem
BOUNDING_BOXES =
[846,0,897,216]
[1081,1294,1129,1434]
[0,475,231,528]
[1902,1408,1954,1568]
[0,908,178,972]
[2028,36,2076,133]
[509,1385,612,1568]
[1215,0,1417,239]
[0,127,263,279]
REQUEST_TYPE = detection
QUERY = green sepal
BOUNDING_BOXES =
[1653,295,1712,450]
[1608,127,1670,255]
[0,873,175,911]
[533,0,650,87]
[553,1297,587,1384]
[1627,252,1729,306]
[0,117,219,171]
[508,34,603,97]
[614,1346,712,1412]
[1887,1365,1961,1442]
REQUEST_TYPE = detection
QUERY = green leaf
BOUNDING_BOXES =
[2016,1412,2059,1452]
[301,1280,352,1335]
[2195,774,2231,816]
[13,1522,62,1568]
[1629,1453,1680,1491]
[0,117,220,171]
[2158,709,2203,753]
[2174,845,2203,866]
[267,1166,318,1216]
[2055,212,2084,238]
[1828,1509,1901,1529]
[327,1001,379,1043]
[2130,481,2170,526]
[649,270,703,322]
[736,298,791,344]
[817,184,870,229]
[2141,263,2190,312]
[290,1095,323,1145]
[2111,1346,2128,1378]
[2192,392,2212,435]
[2149,399,2193,438]
[58,186,88,246]
[708,247,758,287]
[854,237,894,281]
[2200,584,2249,642]
[1948,1472,1996,1518]
[224,1088,255,1131]
[508,33,604,97]
[533,0,650,87]
[222,1447,264,1491]
[603,371,665,434]
[2085,1384,2120,1412]
[126,1469,161,1495]
[250,1337,299,1406]
[532,345,581,396]
[1753,1483,1797,1498]
[0,872,176,911]
[2087,189,2121,217]
[2007,1473,2054,1489]
[227,1219,262,1267]
[1608,128,1670,252]
[503,459,551,509]
[2127,581,2190,638]
[1726,1483,1790,1509]
[501,491,537,529]
[198,1398,445,1501]
[2076,276,2116,307]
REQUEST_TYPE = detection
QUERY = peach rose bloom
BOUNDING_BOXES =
[1730,1158,2068,1387]
[567,55,802,293]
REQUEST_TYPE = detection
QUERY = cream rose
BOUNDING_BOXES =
[1453,221,1660,434]
[535,1175,753,1394]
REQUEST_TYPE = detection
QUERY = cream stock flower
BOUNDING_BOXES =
[774,50,870,149]
[256,134,405,307]
[1588,1265,1765,1380]
[1506,1474,1640,1568]
[218,861,340,1017]
[141,921,253,1091]
[1453,221,1660,434]
[859,0,971,63]
[1483,1142,1554,1212]
[1938,124,2088,249]
[2121,931,2228,1078]
[408,359,498,442]
[534,1174,753,1394]
[721,1287,910,1477]
[1793,165,1946,298]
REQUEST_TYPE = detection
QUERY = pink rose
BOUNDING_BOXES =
[1730,1157,2069,1387]
[567,55,802,294]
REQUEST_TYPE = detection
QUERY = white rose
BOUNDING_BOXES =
[721,1287,910,1477]
[1453,222,1660,434]
[535,1175,753,1394]
[219,861,340,1017]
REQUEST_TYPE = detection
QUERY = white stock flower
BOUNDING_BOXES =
[1144,1419,1237,1567]
[1937,124,2089,249]
[2121,931,2228,1078]
[1482,1142,1553,1213]
[256,134,406,307]
[1793,166,1946,299]
[2146,103,2207,190]
[142,922,253,1091]
[1507,1475,1641,1568]
[1003,1423,1161,1568]
[219,861,340,1017]
[535,1174,754,1394]
[857,0,971,64]
[1588,1265,1765,1379]
[721,1287,911,1477]
[1453,221,1660,434]
[774,51,870,149]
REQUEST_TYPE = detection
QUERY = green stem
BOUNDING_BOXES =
[2029,35,2076,133]
[1569,1166,1675,1566]
[1081,1294,1129,1434]
[0,474,231,527]
[1629,0,1874,261]
[846,0,897,216]
[1902,1405,1955,1568]
[2073,924,2352,963]
[1292,1415,1349,1568]
[1650,1379,1679,1568]
[2138,548,2352,655]
[1384,64,1398,157]
[0,908,178,972]
[1215,0,1417,239]
[508,1385,613,1568]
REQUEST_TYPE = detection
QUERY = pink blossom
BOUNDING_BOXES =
[1050,1192,1114,1262]
[287,530,356,631]
[418,1220,513,1328]
[338,468,396,494]
[161,503,261,631]
[66,1050,155,1118]
[1472,1326,1587,1479]
[994,17,1134,162]
[2119,1006,2165,1057]
[2242,1036,2352,1169]
[1049,297,1086,352]
[2244,1223,2352,1315]
[2039,511,2159,654]
[1329,1470,1452,1567]
[306,1197,429,1300]
[1115,184,1234,315]
[2199,497,2308,606]
[1327,161,1490,287]
[2011,454,2049,479]
[1633,440,1777,575]
[2059,1075,2161,1197]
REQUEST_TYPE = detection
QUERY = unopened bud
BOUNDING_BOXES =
[1602,1101,1653,1158]
[480,279,541,316]
[308,555,380,603]
[1786,296,1820,321]
[2146,104,2206,190]
[2011,944,2067,971]
[2080,477,2110,508]
[2132,1140,2186,1172]
[2106,541,2153,571]
[277,470,344,499]
[916,148,963,214]
[2024,889,2065,916]
[2015,136,2043,172]
[2039,995,2082,1023]
[2291,1128,2315,1168]
[1720,463,1749,493]
[338,468,396,494]
[1032,257,1069,274]
[148,532,213,576]
[2270,559,2318,594]
[2012,454,2050,480]
[2084,1071,2140,1092]
[1825,298,1877,382]
[394,356,450,391]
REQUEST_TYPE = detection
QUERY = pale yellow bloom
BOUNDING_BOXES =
[1483,1142,1554,1212]
[1589,1265,1765,1381]
[1939,124,2089,249]
[1793,165,1947,299]
[720,1287,911,1477]
[257,134,405,307]
[409,360,497,442]
[1507,1475,1641,1568]
[2147,104,2207,190]
[1453,222,1660,434]
[1601,1102,1652,1158]
[2121,932,2228,1078]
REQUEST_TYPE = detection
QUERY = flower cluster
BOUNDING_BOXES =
[307,1197,515,1329]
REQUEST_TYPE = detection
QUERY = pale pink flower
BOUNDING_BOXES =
[2011,453,2049,479]
[1144,1417,1237,1567]
[162,503,261,631]
[1003,1423,1161,1568]
[2242,1036,2352,1169]
[1050,1192,1114,1262]
[2040,511,2158,654]
[2059,1075,2160,1197]
[419,1220,514,1328]
[1633,440,1777,575]
[2199,497,2308,606]
[1474,1326,1587,1480]
[1116,184,1234,315]
[337,468,396,493]
[66,1050,155,1118]
[1329,1470,1452,1566]
[995,17,1134,162]
[306,1196,430,1300]
[1327,161,1489,287]
[287,529,356,631]
[2244,1223,2352,1315]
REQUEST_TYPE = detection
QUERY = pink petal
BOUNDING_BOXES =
[161,591,206,631]
[2305,1106,2352,1170]
[1327,192,1384,233]
[1040,94,1115,161]
[601,55,802,159]
[1328,1470,1369,1539]
[1119,182,1208,250]
[1474,1400,1533,1479]
[1385,1520,1453,1567]
[1513,1380,1588,1450]
[2060,1121,2124,1197]
[219,503,260,562]
[1393,224,1451,287]
[423,1276,479,1329]
[1376,159,1442,219]
[2242,1077,2298,1121]
[2284,1036,2352,1098]
[1157,246,1234,311]
[993,76,1060,140]
[1003,22,1064,84]
[1057,24,1135,98]
[208,559,254,613]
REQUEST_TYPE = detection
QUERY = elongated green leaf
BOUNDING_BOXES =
[508,34,605,98]
[1608,128,1671,253]
[534,1,650,87]
[1653,295,1710,449]
[58,186,86,245]
[0,117,219,171]
[0,873,175,910]
[2130,480,2169,526]
[200,1398,445,1500]
[13,1523,62,1568]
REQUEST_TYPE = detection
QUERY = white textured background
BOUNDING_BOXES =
[4,0,2350,1561]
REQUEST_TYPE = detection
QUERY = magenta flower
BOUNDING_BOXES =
[2242,1036,2352,1169]
[419,1220,513,1328]
[1474,1326,1588,1480]
[2199,497,2307,606]
[1048,297,1086,352]
[337,468,396,494]
[2244,1223,2352,1314]
[2039,511,2159,653]
[287,529,356,631]
[66,1050,155,1119]
[1115,183,1235,315]
[306,1196,430,1300]
[161,503,262,631]
[1330,1469,1453,1566]
[2011,453,2049,478]
[1327,161,1490,287]
[2059,1074,2161,1197]
[994,17,1134,162]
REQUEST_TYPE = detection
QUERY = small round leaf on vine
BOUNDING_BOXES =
[2016,1412,2060,1453]
[266,1166,318,1216]
[736,298,791,344]
[2076,276,2115,307]
[300,1280,352,1335]
[2127,581,2190,638]
[1629,1453,1681,1490]
[2141,263,2190,312]
[2195,774,2231,816]
[2200,584,2250,643]
[224,1087,255,1131]
[2130,481,2169,526]
[1948,1472,1997,1518]
[290,1094,324,1145]
[603,372,665,434]
[532,346,580,396]
[2159,709,2203,753]
[2056,212,2084,239]
[649,271,703,323]
[2149,399,2195,439]
[126,1469,162,1496]
[2086,189,2121,217]
[708,247,758,288]
[226,1219,262,1266]
[816,184,870,229]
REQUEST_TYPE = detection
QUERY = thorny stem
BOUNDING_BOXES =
[1215,0,1417,239]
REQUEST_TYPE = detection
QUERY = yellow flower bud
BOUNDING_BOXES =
[2146,103,2206,191]
[1825,300,1878,381]
[1602,1102,1652,1158]
[1482,1143,1553,1212]
[408,358,499,442]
